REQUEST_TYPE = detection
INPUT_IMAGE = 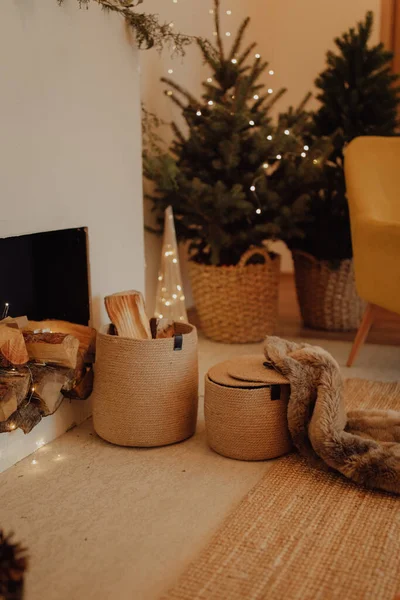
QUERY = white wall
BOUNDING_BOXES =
[0,0,144,471]
[141,0,381,313]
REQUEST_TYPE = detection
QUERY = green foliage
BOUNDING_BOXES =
[57,0,195,55]
[293,11,400,261]
[144,0,324,266]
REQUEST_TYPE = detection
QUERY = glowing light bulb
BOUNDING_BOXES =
[180,295,185,301]
[276,154,282,160]
[208,100,214,106]
[9,423,16,431]
[158,275,163,281]
[226,10,232,15]
[267,135,272,141]
[303,145,309,151]
[32,459,38,465]
[36,439,45,448]
[177,285,182,291]
[313,159,319,165]
[253,94,259,100]
[213,31,217,36]
[249,120,255,126]
[250,185,256,192]
[31,386,35,393]
[284,129,290,135]
[180,316,184,321]
[268,88,273,94]
[159,314,164,318]
[173,0,178,3]
[5,303,9,307]
[226,32,231,37]
[173,258,178,263]
[169,22,174,28]
[165,301,171,306]
[269,70,274,75]
[231,59,237,64]
[207,78,213,83]
[172,294,178,299]
[256,208,262,214]
[196,110,202,116]
[255,53,261,59]
[263,163,269,169]
[301,152,306,158]
[168,69,174,74]
[209,9,214,14]
[167,91,173,96]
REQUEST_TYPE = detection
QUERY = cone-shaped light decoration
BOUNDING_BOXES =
[154,206,188,323]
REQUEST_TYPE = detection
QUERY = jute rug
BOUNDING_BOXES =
[162,379,400,600]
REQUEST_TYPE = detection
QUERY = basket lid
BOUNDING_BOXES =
[208,355,289,388]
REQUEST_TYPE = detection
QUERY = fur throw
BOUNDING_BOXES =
[263,336,400,495]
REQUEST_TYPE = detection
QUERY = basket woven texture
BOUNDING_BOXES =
[293,250,366,332]
[188,247,280,344]
[92,323,198,447]
[205,356,292,461]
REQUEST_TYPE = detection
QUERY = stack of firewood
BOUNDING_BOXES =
[0,317,96,434]
[105,290,176,339]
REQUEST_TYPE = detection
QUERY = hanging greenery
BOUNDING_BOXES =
[57,0,195,55]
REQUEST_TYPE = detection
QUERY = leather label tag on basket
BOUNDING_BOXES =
[271,384,281,400]
[174,334,183,351]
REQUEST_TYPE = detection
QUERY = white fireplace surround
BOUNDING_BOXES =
[0,1,145,471]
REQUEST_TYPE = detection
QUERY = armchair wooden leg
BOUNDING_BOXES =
[347,303,377,367]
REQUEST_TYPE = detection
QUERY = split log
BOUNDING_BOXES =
[63,366,94,400]
[23,332,79,369]
[30,365,70,416]
[0,402,42,434]
[156,319,175,339]
[0,369,30,407]
[0,384,17,422]
[105,290,151,339]
[0,326,29,367]
[0,316,29,329]
[25,320,96,363]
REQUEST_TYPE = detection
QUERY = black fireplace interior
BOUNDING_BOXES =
[1,227,90,325]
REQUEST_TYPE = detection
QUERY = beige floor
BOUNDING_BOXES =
[1,335,399,600]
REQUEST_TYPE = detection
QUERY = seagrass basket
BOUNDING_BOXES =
[293,250,366,332]
[188,247,281,344]
[205,355,292,461]
[92,323,198,447]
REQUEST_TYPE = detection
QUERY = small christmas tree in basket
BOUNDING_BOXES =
[144,0,325,342]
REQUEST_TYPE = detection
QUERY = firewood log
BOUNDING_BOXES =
[0,316,29,329]
[25,320,96,363]
[23,332,79,369]
[0,384,17,422]
[62,366,94,400]
[104,290,151,339]
[0,369,30,407]
[0,402,42,434]
[156,319,175,339]
[30,365,70,416]
[0,326,29,366]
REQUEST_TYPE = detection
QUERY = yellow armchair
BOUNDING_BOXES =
[344,136,400,365]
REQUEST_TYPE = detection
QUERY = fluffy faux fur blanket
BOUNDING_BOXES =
[263,336,400,495]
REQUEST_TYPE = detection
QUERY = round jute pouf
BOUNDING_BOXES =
[92,323,198,447]
[205,356,292,461]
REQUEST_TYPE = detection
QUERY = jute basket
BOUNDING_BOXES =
[293,250,366,332]
[205,355,292,461]
[92,323,198,447]
[188,247,280,344]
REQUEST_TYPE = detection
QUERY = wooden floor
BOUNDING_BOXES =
[189,274,400,347]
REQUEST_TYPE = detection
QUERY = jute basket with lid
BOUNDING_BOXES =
[293,250,366,331]
[205,355,292,461]
[92,322,198,447]
[188,247,280,344]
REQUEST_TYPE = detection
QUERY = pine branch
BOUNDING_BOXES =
[228,17,251,61]
[213,0,225,61]
[161,78,200,107]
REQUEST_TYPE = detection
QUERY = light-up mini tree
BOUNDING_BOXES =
[154,206,188,323]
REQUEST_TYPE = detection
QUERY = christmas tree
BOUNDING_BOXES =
[144,0,323,267]
[294,11,400,262]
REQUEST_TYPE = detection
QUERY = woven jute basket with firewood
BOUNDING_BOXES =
[292,250,366,332]
[92,322,198,447]
[188,247,281,344]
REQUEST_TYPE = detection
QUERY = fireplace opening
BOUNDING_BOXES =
[1,227,90,325]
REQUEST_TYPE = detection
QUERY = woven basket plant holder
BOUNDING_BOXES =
[292,250,366,332]
[92,323,198,447]
[188,247,281,344]
[205,355,292,461]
